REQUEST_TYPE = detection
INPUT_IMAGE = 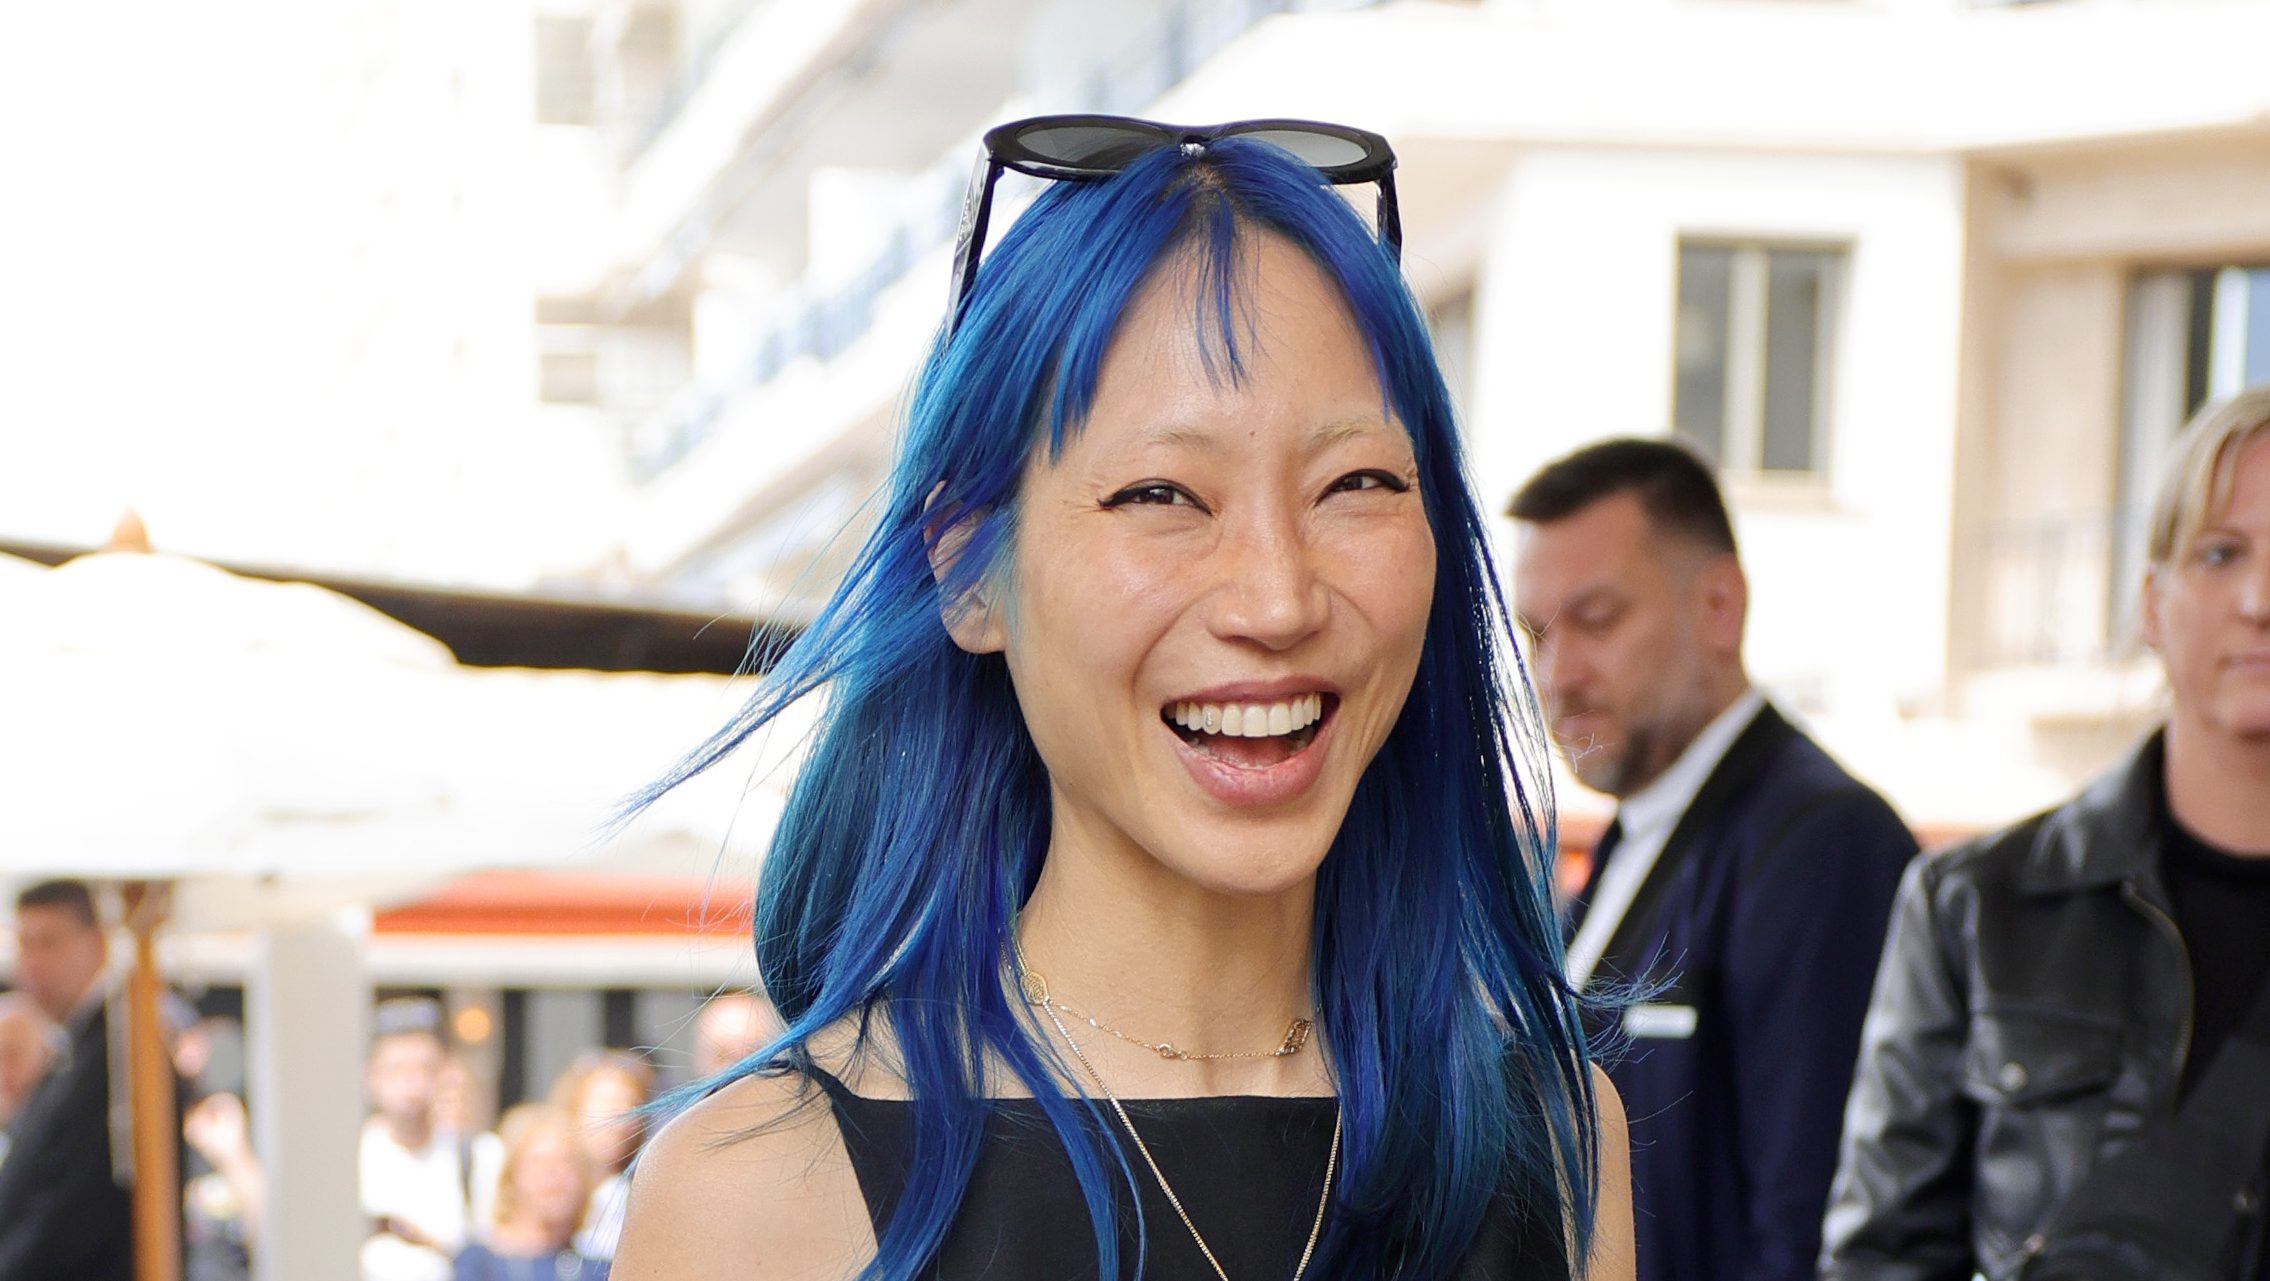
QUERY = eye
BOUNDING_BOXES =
[1324,469,1412,497]
[1571,601,1625,634]
[2197,539,2244,568]
[1101,481,1205,512]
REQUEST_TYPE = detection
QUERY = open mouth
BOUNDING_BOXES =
[1160,693,1338,769]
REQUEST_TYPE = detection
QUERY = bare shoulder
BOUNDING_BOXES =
[611,1068,874,1281]
[1587,1065,1635,1281]
[1589,1063,1626,1136]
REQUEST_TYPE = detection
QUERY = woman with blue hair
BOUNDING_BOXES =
[613,116,1633,1281]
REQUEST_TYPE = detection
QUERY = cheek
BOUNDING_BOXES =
[1011,533,1188,678]
[1335,518,1435,646]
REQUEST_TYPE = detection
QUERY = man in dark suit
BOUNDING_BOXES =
[1508,439,1915,1281]
[0,879,133,1281]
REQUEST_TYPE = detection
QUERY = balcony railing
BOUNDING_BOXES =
[623,0,771,161]
[1978,510,2138,668]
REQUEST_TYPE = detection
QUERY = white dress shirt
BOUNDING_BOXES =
[1564,687,1766,991]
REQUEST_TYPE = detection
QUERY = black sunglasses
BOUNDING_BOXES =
[945,114,1401,336]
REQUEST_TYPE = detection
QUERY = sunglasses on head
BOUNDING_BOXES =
[945,114,1402,337]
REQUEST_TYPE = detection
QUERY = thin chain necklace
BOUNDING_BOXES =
[1019,957,1340,1281]
[1017,965,1314,1062]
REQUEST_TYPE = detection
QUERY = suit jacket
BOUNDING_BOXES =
[0,997,134,1281]
[1571,703,1916,1281]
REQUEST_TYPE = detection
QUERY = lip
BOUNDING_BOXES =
[1165,674,1342,706]
[1167,706,1338,809]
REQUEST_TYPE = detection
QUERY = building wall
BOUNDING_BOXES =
[1468,146,1968,725]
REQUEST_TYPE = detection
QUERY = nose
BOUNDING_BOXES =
[1207,508,1329,651]
[1527,628,1583,712]
[2242,558,2270,623]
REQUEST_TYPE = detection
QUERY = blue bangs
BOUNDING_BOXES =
[640,135,1597,1281]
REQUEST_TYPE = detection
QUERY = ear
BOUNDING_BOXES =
[1695,553,1748,656]
[2138,567,2164,654]
[926,495,1006,655]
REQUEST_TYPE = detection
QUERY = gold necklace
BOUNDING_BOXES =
[1036,997,1340,1281]
[1017,964,1313,1062]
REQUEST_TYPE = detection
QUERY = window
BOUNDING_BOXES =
[1673,241,1844,476]
[2112,264,2270,618]
[1426,287,1476,424]
[538,351,600,405]
[534,16,595,126]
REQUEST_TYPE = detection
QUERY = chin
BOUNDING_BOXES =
[1158,830,1335,900]
[2202,688,2270,740]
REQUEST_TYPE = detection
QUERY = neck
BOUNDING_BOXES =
[1015,821,1327,1099]
[2163,719,2270,855]
[383,1114,434,1151]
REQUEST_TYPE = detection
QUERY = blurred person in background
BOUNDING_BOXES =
[434,1049,506,1237]
[549,1050,653,1262]
[0,878,135,1281]
[0,992,62,1162]
[1825,388,2270,1281]
[175,1014,259,1281]
[1509,439,1916,1281]
[452,1103,608,1281]
[182,1089,261,1281]
[690,989,777,1078]
[362,997,471,1281]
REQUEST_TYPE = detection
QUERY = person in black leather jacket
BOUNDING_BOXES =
[1821,386,2270,1281]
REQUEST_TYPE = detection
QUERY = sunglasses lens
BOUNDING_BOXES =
[1013,123,1166,171]
[1238,129,1372,171]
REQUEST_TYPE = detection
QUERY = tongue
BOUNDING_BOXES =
[1197,732,1297,768]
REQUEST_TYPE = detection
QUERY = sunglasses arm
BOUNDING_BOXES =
[1375,171,1403,265]
[946,157,1004,336]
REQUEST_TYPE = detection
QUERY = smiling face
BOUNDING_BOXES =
[507,1125,591,1240]
[2144,435,2270,744]
[1513,492,1745,798]
[947,232,1435,899]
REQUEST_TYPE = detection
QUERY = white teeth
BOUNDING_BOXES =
[1167,694,1330,738]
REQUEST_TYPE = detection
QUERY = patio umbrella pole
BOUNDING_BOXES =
[123,880,180,1281]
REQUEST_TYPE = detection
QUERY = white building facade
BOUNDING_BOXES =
[548,0,2270,833]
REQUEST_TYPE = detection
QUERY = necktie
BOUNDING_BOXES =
[1564,815,1623,939]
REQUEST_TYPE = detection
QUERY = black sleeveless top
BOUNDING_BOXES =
[810,1068,1567,1279]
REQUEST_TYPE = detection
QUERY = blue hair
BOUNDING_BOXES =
[647,137,1597,1280]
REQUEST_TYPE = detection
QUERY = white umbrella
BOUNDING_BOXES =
[0,549,805,1281]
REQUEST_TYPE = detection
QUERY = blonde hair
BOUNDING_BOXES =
[546,1049,655,1115]
[2147,385,2270,569]
[489,1103,595,1234]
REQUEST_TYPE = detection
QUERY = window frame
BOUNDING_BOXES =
[1671,237,1848,488]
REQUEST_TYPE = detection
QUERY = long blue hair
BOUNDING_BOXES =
[649,137,1597,1280]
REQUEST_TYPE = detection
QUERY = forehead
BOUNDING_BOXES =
[2219,435,2270,519]
[371,1031,442,1063]
[15,904,92,937]
[1063,232,1398,458]
[1514,493,1662,602]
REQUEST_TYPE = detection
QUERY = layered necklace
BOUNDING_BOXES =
[1014,945,1340,1281]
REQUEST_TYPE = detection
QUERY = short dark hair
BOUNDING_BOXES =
[1505,436,1738,556]
[371,997,446,1048]
[15,880,99,930]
